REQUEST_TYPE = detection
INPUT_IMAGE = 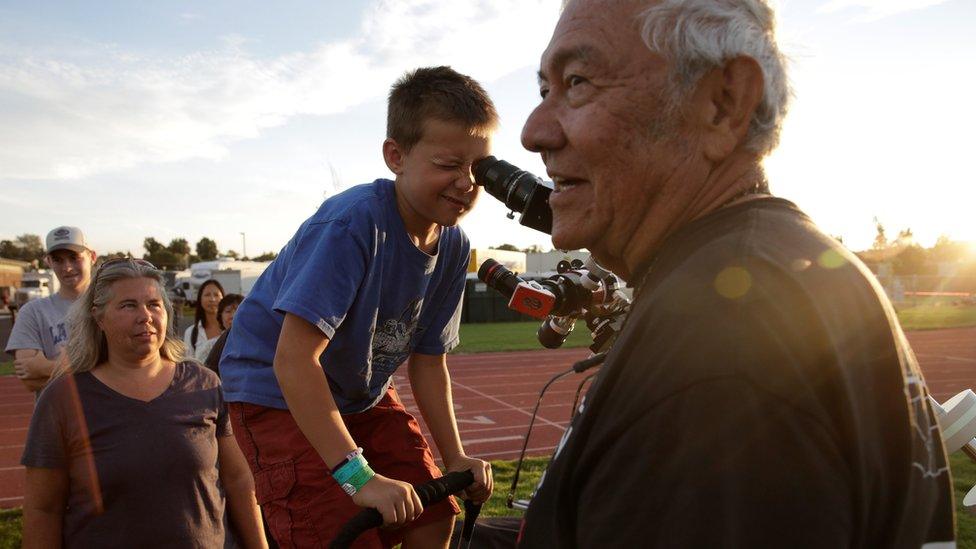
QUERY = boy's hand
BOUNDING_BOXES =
[446,455,493,504]
[351,473,423,526]
[14,350,56,380]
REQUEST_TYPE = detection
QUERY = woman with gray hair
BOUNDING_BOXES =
[20,258,267,548]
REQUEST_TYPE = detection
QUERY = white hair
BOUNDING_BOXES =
[639,0,791,155]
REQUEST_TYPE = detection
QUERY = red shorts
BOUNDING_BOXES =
[229,386,461,548]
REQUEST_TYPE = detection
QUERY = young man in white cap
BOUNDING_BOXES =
[6,226,96,392]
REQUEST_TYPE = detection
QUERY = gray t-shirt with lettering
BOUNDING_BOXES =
[5,294,73,358]
[21,362,233,548]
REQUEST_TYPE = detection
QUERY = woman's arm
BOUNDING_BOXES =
[217,435,268,549]
[23,467,68,548]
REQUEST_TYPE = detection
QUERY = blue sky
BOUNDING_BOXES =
[1,0,973,259]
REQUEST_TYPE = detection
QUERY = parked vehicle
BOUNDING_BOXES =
[14,271,59,307]
[172,258,270,305]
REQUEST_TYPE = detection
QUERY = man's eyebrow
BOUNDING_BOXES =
[537,44,600,84]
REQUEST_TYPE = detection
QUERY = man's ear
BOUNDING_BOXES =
[695,56,764,162]
[382,138,406,175]
[43,255,52,269]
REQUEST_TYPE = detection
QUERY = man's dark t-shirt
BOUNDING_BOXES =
[22,361,233,548]
[519,198,955,547]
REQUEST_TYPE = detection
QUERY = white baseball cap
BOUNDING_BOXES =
[46,226,91,254]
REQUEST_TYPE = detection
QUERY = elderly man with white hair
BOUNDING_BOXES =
[517,0,955,547]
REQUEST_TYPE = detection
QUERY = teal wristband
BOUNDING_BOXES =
[340,463,375,496]
[333,454,367,485]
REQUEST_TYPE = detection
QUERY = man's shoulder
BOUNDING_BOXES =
[649,198,871,296]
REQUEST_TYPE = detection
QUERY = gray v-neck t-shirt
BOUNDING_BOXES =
[22,362,233,548]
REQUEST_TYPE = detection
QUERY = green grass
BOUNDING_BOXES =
[952,452,976,548]
[0,509,21,549]
[896,301,976,331]
[0,361,12,377]
[455,321,592,353]
[479,457,548,518]
[450,303,976,355]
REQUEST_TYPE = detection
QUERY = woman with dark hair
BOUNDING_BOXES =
[199,293,244,371]
[21,258,266,548]
[184,279,224,360]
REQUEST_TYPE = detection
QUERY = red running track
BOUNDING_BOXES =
[1,328,974,508]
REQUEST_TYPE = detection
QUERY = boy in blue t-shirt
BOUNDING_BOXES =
[220,66,497,548]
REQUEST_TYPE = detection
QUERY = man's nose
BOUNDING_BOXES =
[521,101,564,153]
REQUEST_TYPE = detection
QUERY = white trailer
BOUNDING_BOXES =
[177,258,271,304]
[14,270,60,307]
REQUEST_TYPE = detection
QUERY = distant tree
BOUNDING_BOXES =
[16,234,44,260]
[492,243,520,252]
[930,234,971,264]
[225,249,240,259]
[522,244,548,254]
[253,251,278,261]
[144,250,184,270]
[195,237,219,261]
[143,237,165,257]
[892,244,933,276]
[895,228,914,247]
[871,217,887,250]
[0,240,19,260]
[0,234,45,262]
[142,236,191,269]
[167,238,191,256]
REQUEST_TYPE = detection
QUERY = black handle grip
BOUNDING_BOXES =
[329,470,475,549]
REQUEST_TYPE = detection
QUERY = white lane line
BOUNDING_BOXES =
[473,445,557,459]
[450,380,567,432]
[461,435,525,445]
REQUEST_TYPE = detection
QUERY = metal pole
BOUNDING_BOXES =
[240,232,247,259]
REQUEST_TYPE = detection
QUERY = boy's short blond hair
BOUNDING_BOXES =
[387,66,498,152]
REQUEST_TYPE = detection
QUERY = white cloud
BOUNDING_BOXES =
[817,0,952,21]
[0,0,559,180]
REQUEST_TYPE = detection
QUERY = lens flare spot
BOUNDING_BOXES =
[791,258,812,272]
[818,249,847,269]
[715,266,752,299]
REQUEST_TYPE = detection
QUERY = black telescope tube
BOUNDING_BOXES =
[478,259,523,300]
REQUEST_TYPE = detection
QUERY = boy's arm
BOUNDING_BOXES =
[407,352,493,504]
[274,313,423,525]
[14,349,57,392]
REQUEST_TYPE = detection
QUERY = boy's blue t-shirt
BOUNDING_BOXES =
[220,179,470,414]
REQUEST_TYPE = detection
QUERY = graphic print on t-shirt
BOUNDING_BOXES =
[370,299,423,382]
[48,321,68,349]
